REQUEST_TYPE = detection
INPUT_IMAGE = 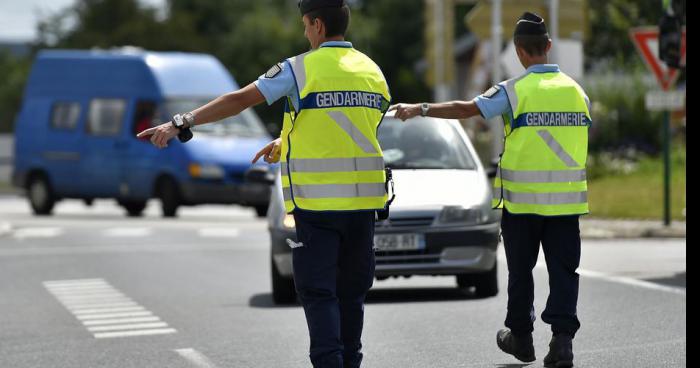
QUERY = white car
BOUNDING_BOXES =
[267,113,501,303]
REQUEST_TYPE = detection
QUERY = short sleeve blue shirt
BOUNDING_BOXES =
[472,64,562,120]
[254,41,354,111]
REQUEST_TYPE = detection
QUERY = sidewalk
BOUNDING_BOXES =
[580,218,686,239]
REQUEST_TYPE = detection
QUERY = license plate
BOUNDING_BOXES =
[373,234,425,252]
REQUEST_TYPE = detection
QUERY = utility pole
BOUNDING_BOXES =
[434,0,451,102]
[490,0,504,162]
[549,0,559,63]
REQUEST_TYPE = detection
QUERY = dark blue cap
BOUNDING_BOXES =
[514,12,548,36]
[298,0,345,16]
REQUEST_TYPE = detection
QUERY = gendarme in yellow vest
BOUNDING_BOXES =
[493,68,591,216]
[279,45,391,213]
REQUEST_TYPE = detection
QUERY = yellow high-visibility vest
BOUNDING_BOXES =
[279,45,391,213]
[493,70,591,216]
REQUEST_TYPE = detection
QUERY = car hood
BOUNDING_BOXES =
[183,134,272,166]
[390,169,491,210]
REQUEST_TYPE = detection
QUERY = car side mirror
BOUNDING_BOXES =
[486,160,499,179]
[245,166,276,185]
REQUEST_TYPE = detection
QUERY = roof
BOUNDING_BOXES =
[25,48,239,98]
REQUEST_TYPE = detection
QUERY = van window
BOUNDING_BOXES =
[51,102,81,130]
[132,101,158,140]
[164,98,267,137]
[87,99,126,136]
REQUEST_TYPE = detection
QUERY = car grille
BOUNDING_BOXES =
[382,216,435,228]
[375,250,441,265]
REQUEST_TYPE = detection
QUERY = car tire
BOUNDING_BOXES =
[473,261,499,298]
[158,178,180,218]
[456,260,499,298]
[121,200,147,217]
[255,205,269,218]
[271,257,296,304]
[28,175,55,216]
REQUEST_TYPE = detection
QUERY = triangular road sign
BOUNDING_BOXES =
[630,27,686,91]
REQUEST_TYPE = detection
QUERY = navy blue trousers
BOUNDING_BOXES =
[292,209,376,368]
[501,209,582,337]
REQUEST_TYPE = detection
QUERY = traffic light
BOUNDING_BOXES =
[658,13,682,69]
[659,0,684,69]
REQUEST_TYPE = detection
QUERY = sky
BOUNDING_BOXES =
[0,0,165,42]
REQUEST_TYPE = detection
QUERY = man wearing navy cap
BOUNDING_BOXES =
[390,12,590,368]
[139,1,391,367]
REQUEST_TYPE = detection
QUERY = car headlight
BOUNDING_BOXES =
[283,214,296,229]
[438,205,493,225]
[189,163,225,179]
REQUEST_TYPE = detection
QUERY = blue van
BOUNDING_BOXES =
[12,48,276,217]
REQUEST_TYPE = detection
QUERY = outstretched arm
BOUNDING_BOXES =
[137,83,266,148]
[388,101,482,121]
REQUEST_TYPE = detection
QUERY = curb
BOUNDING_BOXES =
[580,220,686,239]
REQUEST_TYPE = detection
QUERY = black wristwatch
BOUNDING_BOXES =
[177,128,193,143]
[420,103,430,117]
[171,112,195,130]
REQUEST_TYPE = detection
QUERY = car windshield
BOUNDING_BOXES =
[378,117,477,170]
[164,99,268,137]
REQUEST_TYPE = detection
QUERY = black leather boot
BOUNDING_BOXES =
[496,329,536,363]
[543,333,574,367]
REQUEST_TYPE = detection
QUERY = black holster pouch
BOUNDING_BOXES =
[376,167,395,221]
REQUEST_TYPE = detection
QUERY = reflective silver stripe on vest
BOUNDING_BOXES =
[282,157,384,174]
[282,187,292,202]
[288,52,311,92]
[498,168,586,183]
[326,111,379,154]
[504,190,588,205]
[292,183,385,199]
[537,130,580,168]
[503,72,529,112]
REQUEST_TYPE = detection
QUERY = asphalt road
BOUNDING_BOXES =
[0,196,686,368]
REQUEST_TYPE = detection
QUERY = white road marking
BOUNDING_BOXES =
[198,228,240,238]
[44,278,176,338]
[87,322,168,332]
[0,243,260,257]
[93,328,177,339]
[175,348,220,368]
[76,311,154,321]
[72,306,146,315]
[103,228,152,237]
[577,268,686,295]
[63,301,138,309]
[535,263,686,295]
[82,316,161,326]
[44,279,107,286]
[13,227,63,239]
[56,292,128,300]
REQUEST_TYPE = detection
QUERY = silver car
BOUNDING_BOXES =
[267,114,500,304]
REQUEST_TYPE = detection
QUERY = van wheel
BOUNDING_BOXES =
[158,179,180,218]
[121,201,147,217]
[83,199,94,207]
[271,257,297,304]
[28,176,55,216]
[255,205,268,218]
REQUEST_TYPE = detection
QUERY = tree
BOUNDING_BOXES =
[0,52,31,132]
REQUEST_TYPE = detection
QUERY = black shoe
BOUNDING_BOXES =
[496,329,536,363]
[543,333,574,367]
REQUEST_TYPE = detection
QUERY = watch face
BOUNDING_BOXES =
[173,114,184,127]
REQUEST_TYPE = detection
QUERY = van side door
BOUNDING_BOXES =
[120,100,160,200]
[80,98,128,198]
[41,100,84,197]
